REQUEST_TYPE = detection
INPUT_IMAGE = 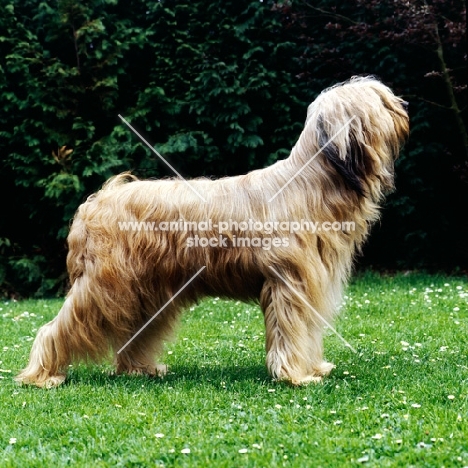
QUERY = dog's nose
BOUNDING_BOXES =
[401,100,409,112]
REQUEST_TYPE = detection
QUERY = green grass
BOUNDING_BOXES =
[1,272,467,467]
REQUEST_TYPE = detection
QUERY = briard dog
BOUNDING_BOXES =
[17,76,409,387]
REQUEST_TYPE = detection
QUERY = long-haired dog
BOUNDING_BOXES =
[17,76,409,387]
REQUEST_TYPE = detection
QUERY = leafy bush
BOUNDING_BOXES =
[0,0,466,296]
[275,0,467,270]
[0,0,308,296]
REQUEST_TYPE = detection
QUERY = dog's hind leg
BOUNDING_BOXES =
[113,300,183,378]
[114,320,169,378]
[16,274,119,388]
[260,276,335,385]
[15,296,75,388]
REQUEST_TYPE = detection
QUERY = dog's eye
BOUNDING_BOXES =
[401,101,409,112]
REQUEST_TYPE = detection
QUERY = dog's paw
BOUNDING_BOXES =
[116,363,168,378]
[143,363,168,378]
[314,361,335,376]
[16,374,66,388]
[287,375,324,386]
[279,361,335,386]
[41,375,67,388]
[155,364,168,377]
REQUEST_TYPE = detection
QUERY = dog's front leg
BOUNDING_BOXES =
[260,276,335,385]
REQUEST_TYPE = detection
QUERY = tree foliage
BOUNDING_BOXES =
[0,0,466,296]
[275,0,467,269]
[0,0,307,296]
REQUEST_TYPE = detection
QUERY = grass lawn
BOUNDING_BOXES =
[0,272,467,467]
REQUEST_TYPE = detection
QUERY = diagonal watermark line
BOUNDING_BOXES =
[118,114,207,202]
[268,266,357,353]
[268,115,356,202]
[117,266,206,354]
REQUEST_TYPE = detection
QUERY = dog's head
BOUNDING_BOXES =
[306,76,410,199]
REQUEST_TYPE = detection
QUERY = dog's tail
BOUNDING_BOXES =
[100,171,139,192]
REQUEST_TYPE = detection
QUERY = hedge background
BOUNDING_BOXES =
[0,0,466,297]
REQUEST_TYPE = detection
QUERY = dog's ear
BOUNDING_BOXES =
[318,121,367,197]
